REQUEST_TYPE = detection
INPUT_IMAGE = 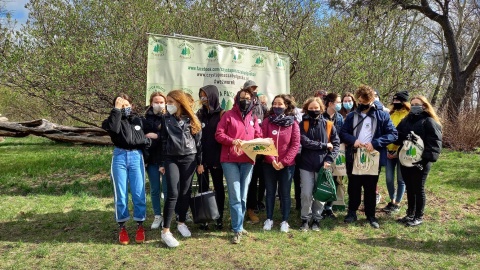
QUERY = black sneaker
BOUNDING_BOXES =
[396,215,414,224]
[300,219,309,232]
[367,216,380,229]
[381,202,394,213]
[344,211,357,223]
[311,219,320,231]
[390,204,401,214]
[406,218,423,227]
[215,219,223,230]
[199,222,209,231]
[323,209,336,219]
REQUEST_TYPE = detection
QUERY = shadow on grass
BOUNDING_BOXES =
[444,177,480,190]
[0,209,238,245]
[357,224,480,255]
[0,177,113,198]
[0,210,116,244]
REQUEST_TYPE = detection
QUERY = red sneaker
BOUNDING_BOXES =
[135,225,145,243]
[119,227,129,245]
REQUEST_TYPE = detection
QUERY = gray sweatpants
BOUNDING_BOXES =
[300,169,324,221]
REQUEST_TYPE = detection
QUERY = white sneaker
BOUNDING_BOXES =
[151,215,163,230]
[263,219,273,231]
[177,223,191,237]
[280,221,289,233]
[161,231,179,248]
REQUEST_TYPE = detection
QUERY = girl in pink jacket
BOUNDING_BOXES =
[261,95,300,233]
[215,88,262,244]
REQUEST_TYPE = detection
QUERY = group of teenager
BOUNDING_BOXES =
[102,81,442,248]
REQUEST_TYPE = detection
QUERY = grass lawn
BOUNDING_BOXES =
[0,136,479,269]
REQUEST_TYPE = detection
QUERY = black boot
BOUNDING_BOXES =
[344,211,357,223]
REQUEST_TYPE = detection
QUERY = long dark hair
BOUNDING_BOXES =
[339,92,357,119]
[267,94,296,116]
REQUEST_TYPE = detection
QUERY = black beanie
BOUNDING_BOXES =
[393,91,409,102]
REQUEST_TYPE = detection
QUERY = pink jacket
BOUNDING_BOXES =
[261,117,300,166]
[215,105,262,164]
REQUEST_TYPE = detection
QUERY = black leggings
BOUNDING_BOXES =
[163,154,196,228]
[400,163,431,218]
[197,166,225,220]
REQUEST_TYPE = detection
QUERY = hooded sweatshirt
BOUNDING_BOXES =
[197,85,223,167]
[215,91,262,164]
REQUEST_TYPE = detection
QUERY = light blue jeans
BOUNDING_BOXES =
[221,162,254,233]
[146,163,168,216]
[110,148,146,222]
[385,157,405,203]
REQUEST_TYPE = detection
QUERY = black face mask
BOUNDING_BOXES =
[393,103,403,110]
[239,100,250,111]
[307,110,321,119]
[358,103,370,111]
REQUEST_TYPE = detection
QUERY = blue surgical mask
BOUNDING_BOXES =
[410,105,423,115]
[121,107,131,117]
[273,107,285,116]
[334,103,342,112]
[343,102,353,110]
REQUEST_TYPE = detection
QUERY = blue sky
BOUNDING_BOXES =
[4,0,29,25]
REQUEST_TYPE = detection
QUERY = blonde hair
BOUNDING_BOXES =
[302,97,325,113]
[411,95,442,126]
[167,90,202,134]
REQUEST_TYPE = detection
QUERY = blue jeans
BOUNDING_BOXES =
[221,162,254,233]
[146,164,168,216]
[110,148,146,222]
[386,157,405,203]
[263,164,293,222]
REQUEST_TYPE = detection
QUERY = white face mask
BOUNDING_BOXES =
[166,104,177,114]
[152,104,165,113]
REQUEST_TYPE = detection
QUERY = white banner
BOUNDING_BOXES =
[146,35,290,108]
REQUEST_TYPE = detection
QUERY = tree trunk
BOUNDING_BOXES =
[441,74,468,120]
[431,59,448,106]
[0,119,112,145]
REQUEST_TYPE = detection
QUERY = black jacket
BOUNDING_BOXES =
[299,114,340,172]
[197,85,223,167]
[143,107,164,164]
[102,108,151,150]
[160,113,202,165]
[395,112,442,162]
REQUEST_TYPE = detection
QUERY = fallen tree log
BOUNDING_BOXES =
[0,119,113,145]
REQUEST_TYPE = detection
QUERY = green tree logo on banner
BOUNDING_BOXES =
[220,98,234,110]
[226,99,233,110]
[221,98,226,110]
[208,50,217,58]
[252,53,266,67]
[153,44,162,53]
[151,41,166,56]
[181,46,191,56]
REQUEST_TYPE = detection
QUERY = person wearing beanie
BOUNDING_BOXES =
[382,91,411,215]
